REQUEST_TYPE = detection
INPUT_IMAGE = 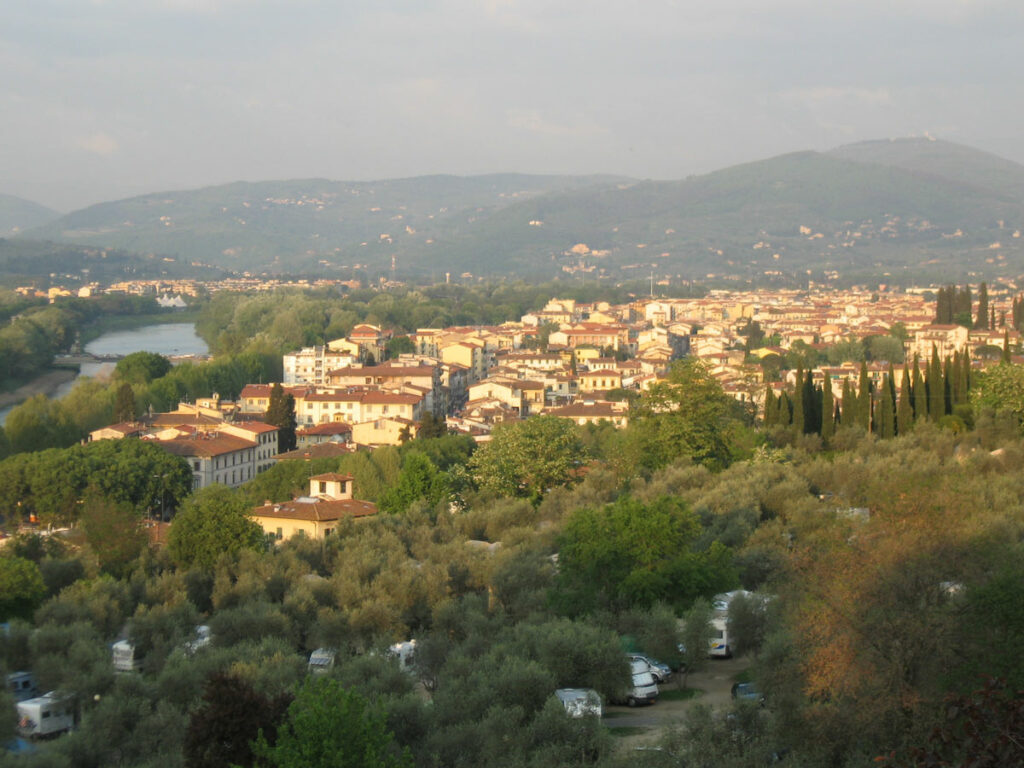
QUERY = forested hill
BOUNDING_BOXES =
[22,174,629,276]
[19,139,1024,283]
[0,193,60,235]
[0,239,227,288]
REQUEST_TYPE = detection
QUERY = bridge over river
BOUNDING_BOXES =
[53,353,124,367]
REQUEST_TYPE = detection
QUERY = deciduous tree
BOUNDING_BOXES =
[469,416,585,501]
[251,678,412,768]
[167,485,265,569]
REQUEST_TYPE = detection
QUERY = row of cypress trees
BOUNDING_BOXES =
[763,345,980,439]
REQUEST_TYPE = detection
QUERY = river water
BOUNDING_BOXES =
[0,322,209,425]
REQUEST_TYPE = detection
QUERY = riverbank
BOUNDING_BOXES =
[0,368,80,412]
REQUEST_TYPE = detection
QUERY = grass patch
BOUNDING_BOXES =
[658,687,702,702]
[607,726,650,738]
[733,668,753,684]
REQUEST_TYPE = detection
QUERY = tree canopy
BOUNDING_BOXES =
[252,678,412,768]
[166,485,265,569]
[469,416,586,502]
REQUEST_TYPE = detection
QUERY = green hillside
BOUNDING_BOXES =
[0,239,226,288]
[24,174,627,273]
[0,193,60,235]
[20,140,1024,283]
[828,137,1024,200]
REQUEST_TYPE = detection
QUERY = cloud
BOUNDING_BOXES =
[75,132,119,155]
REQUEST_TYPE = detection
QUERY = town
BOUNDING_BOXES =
[78,282,1019,496]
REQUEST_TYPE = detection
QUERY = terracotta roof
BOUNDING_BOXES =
[297,422,353,436]
[275,443,355,461]
[548,402,626,418]
[151,412,223,427]
[96,422,148,436]
[252,497,377,522]
[158,433,256,458]
[228,421,278,434]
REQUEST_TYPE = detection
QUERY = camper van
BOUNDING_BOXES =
[308,648,336,675]
[184,625,212,655]
[16,692,74,738]
[6,672,38,703]
[388,640,417,672]
[555,688,603,718]
[112,640,142,673]
[709,616,731,658]
[612,660,659,707]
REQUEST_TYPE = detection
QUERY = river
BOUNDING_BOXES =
[0,322,209,425]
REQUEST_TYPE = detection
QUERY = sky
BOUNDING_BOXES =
[3,0,1024,211]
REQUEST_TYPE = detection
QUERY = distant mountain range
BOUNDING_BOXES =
[10,138,1024,285]
[0,193,60,235]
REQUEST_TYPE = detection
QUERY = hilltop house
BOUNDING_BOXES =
[251,473,377,541]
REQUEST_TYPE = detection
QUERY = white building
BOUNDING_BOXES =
[283,346,358,385]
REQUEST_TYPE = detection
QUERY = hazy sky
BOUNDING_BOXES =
[3,0,1023,211]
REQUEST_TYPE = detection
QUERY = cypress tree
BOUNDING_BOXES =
[856,361,871,431]
[976,282,989,330]
[990,306,996,331]
[943,357,953,415]
[792,366,805,434]
[778,391,793,426]
[840,378,852,426]
[954,285,972,326]
[928,347,945,420]
[912,354,927,422]
[1000,310,1007,329]
[960,350,971,399]
[897,366,913,435]
[764,385,777,426]
[265,383,298,452]
[1003,331,1012,364]
[821,377,835,442]
[879,374,896,439]
[950,352,963,405]
[936,286,952,324]
[803,370,820,434]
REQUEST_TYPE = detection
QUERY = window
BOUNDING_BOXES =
[276,527,283,540]
[319,481,327,494]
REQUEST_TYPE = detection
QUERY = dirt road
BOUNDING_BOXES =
[603,656,750,749]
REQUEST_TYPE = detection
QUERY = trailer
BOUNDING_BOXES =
[555,688,603,718]
[112,640,142,672]
[308,648,336,675]
[388,640,417,672]
[16,692,74,738]
[6,672,38,703]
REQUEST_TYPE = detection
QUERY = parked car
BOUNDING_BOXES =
[554,688,603,718]
[611,660,659,707]
[731,682,765,704]
[627,653,672,683]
